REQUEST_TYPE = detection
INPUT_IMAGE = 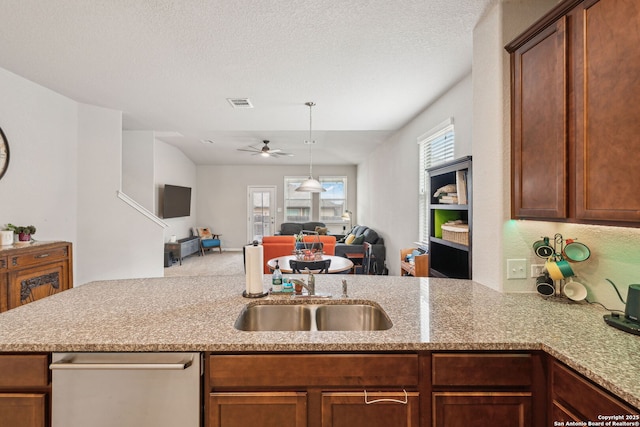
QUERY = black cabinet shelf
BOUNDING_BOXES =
[430,236,469,252]
[428,156,472,279]
[431,204,469,210]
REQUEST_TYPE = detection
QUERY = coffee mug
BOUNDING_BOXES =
[545,257,575,281]
[536,273,555,296]
[563,277,588,301]
[563,239,591,263]
[533,237,554,258]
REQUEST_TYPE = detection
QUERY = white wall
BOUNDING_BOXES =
[0,67,78,246]
[0,66,165,285]
[357,74,473,275]
[122,130,155,211]
[76,104,164,284]
[197,164,357,250]
[154,139,198,242]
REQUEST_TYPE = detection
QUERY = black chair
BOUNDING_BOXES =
[289,259,331,274]
[351,242,376,275]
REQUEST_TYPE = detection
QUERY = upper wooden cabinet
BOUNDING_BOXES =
[575,0,640,222]
[506,0,640,225]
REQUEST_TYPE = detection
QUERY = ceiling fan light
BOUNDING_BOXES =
[260,151,269,157]
[295,177,325,192]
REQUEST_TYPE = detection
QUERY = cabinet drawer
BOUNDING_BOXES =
[432,353,532,387]
[0,354,49,387]
[552,361,638,418]
[210,354,419,388]
[9,245,69,270]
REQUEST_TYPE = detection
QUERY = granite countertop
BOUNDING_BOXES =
[0,275,638,408]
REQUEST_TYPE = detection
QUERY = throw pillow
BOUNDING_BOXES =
[352,235,365,245]
[197,227,213,240]
[362,228,379,244]
[315,226,328,235]
[344,234,356,244]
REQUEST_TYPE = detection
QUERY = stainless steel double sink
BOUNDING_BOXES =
[234,301,392,331]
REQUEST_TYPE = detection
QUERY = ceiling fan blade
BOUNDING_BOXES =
[272,151,294,157]
[237,147,260,152]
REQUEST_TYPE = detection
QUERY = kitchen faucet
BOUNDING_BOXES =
[290,269,315,295]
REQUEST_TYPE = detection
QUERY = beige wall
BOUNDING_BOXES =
[358,74,473,275]
[196,164,357,250]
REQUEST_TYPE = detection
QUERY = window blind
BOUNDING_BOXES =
[418,120,455,244]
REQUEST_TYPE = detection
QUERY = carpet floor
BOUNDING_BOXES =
[163,250,245,277]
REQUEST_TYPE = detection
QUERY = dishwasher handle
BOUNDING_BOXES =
[50,356,193,371]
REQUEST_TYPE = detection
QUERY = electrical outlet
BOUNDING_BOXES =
[507,259,527,279]
[531,264,545,277]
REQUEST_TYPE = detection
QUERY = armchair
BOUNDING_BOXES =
[194,227,222,255]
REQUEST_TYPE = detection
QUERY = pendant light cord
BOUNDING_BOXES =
[306,101,316,178]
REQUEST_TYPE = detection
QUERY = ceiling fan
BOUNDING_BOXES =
[237,140,293,158]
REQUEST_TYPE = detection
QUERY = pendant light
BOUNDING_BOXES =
[296,102,326,192]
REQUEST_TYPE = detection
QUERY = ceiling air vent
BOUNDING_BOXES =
[227,98,253,109]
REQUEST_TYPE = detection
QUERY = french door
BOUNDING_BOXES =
[247,186,276,243]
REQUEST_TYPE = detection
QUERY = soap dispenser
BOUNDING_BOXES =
[272,260,283,292]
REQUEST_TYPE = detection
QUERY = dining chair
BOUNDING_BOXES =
[289,259,332,274]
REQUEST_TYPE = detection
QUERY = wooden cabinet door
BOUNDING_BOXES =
[552,360,638,420]
[575,0,640,222]
[511,17,568,219]
[0,256,7,313]
[209,392,307,427]
[7,260,69,309]
[432,392,532,427]
[0,393,46,427]
[321,391,419,427]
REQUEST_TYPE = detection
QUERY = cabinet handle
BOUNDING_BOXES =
[50,356,193,371]
[34,253,50,259]
[363,389,408,405]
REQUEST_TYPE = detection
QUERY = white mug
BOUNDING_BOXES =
[0,230,14,246]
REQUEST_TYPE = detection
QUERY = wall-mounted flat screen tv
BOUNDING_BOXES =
[163,184,192,218]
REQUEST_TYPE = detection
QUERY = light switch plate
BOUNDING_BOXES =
[507,259,527,279]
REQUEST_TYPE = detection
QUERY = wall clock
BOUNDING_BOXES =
[0,127,8,180]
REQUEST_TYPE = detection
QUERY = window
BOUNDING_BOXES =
[418,118,455,243]
[283,176,348,223]
[319,176,347,222]
[284,177,311,222]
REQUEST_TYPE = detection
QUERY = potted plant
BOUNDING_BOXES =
[5,224,36,242]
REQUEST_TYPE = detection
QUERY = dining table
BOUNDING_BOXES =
[266,255,354,274]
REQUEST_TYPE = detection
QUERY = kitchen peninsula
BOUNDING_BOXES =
[0,275,638,426]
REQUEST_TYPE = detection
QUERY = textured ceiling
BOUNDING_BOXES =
[0,0,491,165]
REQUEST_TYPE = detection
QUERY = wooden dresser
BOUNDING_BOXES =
[0,241,73,312]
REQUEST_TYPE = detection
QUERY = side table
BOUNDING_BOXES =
[164,236,200,266]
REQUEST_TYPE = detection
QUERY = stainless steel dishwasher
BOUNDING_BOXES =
[50,352,201,427]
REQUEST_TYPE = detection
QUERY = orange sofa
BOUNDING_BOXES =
[303,235,336,256]
[261,236,295,273]
[261,235,336,273]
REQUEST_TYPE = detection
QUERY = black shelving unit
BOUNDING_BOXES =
[427,156,472,279]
